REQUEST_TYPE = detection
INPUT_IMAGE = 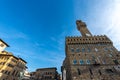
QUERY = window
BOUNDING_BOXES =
[77,69,81,75]
[0,62,5,65]
[7,63,14,68]
[89,68,93,75]
[71,48,74,52]
[8,71,10,75]
[87,48,91,52]
[0,44,4,47]
[98,69,102,75]
[76,48,80,53]
[86,59,90,64]
[12,59,17,63]
[108,54,113,57]
[104,48,108,51]
[113,60,119,65]
[105,69,113,73]
[98,43,101,46]
[4,70,7,74]
[73,60,77,64]
[1,70,4,73]
[82,48,85,52]
[80,60,84,64]
[110,48,113,51]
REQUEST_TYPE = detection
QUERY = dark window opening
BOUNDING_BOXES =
[71,48,74,52]
[105,69,113,73]
[113,60,119,65]
[93,61,100,66]
[73,60,77,64]
[77,69,81,75]
[76,48,80,53]
[82,48,85,52]
[98,69,102,75]
[87,48,91,52]
[89,68,93,75]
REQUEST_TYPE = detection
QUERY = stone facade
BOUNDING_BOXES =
[30,67,60,80]
[30,72,36,80]
[62,20,120,80]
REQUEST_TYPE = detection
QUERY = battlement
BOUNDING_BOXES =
[66,35,112,44]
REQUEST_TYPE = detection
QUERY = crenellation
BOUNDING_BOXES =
[66,35,113,45]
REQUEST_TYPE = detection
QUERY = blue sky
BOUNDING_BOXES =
[0,0,120,73]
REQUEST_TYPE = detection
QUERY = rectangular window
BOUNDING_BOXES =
[77,69,81,75]
[7,63,14,68]
[98,69,102,75]
[73,60,77,64]
[113,60,119,65]
[89,68,93,75]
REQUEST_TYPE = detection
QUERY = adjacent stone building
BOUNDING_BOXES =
[22,69,30,80]
[30,67,60,80]
[0,39,27,80]
[30,72,36,80]
[62,20,120,80]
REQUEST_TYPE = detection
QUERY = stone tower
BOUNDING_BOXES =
[76,20,92,37]
[62,20,120,80]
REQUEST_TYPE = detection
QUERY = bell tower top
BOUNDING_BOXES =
[76,20,92,37]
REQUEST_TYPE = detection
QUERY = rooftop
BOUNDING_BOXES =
[0,39,9,47]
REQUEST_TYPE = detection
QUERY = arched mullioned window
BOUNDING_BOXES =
[80,60,84,64]
[82,48,85,52]
[76,48,80,53]
[73,60,77,64]
[108,53,113,57]
[86,59,90,64]
[71,48,74,52]
[87,48,91,52]
[104,48,108,51]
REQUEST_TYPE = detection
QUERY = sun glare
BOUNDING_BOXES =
[107,0,120,49]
